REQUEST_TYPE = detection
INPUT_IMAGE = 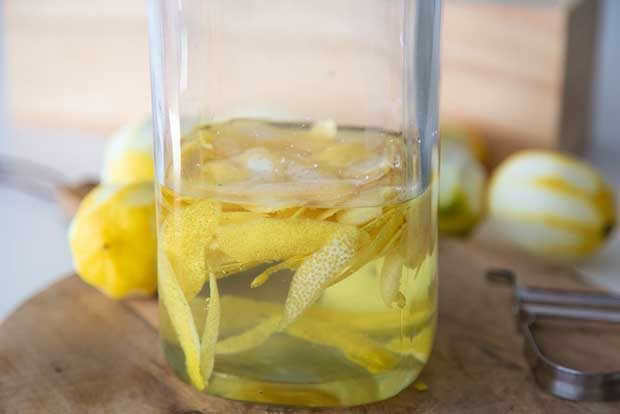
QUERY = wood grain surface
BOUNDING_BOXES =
[1,239,619,413]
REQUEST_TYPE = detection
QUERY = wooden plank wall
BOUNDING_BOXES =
[3,0,598,165]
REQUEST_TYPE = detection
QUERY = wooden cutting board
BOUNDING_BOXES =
[1,239,619,413]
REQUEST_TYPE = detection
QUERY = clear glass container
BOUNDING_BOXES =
[148,0,440,407]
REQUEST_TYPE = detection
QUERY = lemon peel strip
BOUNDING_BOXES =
[215,218,342,264]
[380,250,406,309]
[215,315,280,355]
[158,253,204,390]
[280,227,364,329]
[162,199,221,300]
[199,269,220,386]
[213,306,398,374]
[286,318,398,373]
[220,295,433,334]
[328,207,406,287]
[250,257,303,288]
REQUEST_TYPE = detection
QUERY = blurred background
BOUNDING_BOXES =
[0,0,618,318]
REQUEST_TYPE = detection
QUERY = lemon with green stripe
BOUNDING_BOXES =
[439,137,486,236]
[488,150,616,262]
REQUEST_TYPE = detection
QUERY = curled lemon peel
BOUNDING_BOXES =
[335,206,382,226]
[280,226,368,329]
[380,250,406,309]
[200,270,220,385]
[162,199,221,299]
[213,218,345,264]
[215,315,281,355]
[250,257,303,288]
[286,318,398,374]
[158,253,205,390]
[329,206,407,287]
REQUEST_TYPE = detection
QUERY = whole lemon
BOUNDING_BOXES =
[488,150,616,262]
[439,137,487,236]
[100,119,154,185]
[68,182,157,298]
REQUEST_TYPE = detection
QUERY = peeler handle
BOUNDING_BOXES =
[518,287,620,309]
[520,303,620,324]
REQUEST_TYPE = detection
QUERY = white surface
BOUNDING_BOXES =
[0,129,106,320]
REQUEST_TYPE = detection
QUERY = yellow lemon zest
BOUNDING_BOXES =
[380,250,406,308]
[219,296,433,334]
[280,227,368,328]
[250,257,303,288]
[332,206,407,286]
[414,381,429,392]
[215,315,280,355]
[161,199,221,299]
[286,318,398,374]
[200,270,220,386]
[214,218,345,264]
[214,302,398,374]
[335,207,382,226]
[158,253,204,390]
[227,382,340,407]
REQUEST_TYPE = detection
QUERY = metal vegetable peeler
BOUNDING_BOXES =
[486,268,620,401]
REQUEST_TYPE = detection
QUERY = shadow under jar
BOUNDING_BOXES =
[148,0,441,407]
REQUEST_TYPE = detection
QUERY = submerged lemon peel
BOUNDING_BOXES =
[330,206,407,287]
[214,300,398,374]
[250,257,303,288]
[200,270,220,385]
[287,318,398,374]
[280,226,368,328]
[158,253,205,390]
[380,250,406,308]
[162,199,221,299]
[214,218,345,263]
[215,314,281,355]
[219,295,433,334]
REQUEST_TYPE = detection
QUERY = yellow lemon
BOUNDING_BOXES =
[101,119,154,184]
[441,122,487,165]
[68,182,157,298]
[439,138,486,236]
[488,150,616,262]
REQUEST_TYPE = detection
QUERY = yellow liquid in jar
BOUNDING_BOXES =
[157,119,437,407]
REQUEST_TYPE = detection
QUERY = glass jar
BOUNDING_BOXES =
[148,0,440,407]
